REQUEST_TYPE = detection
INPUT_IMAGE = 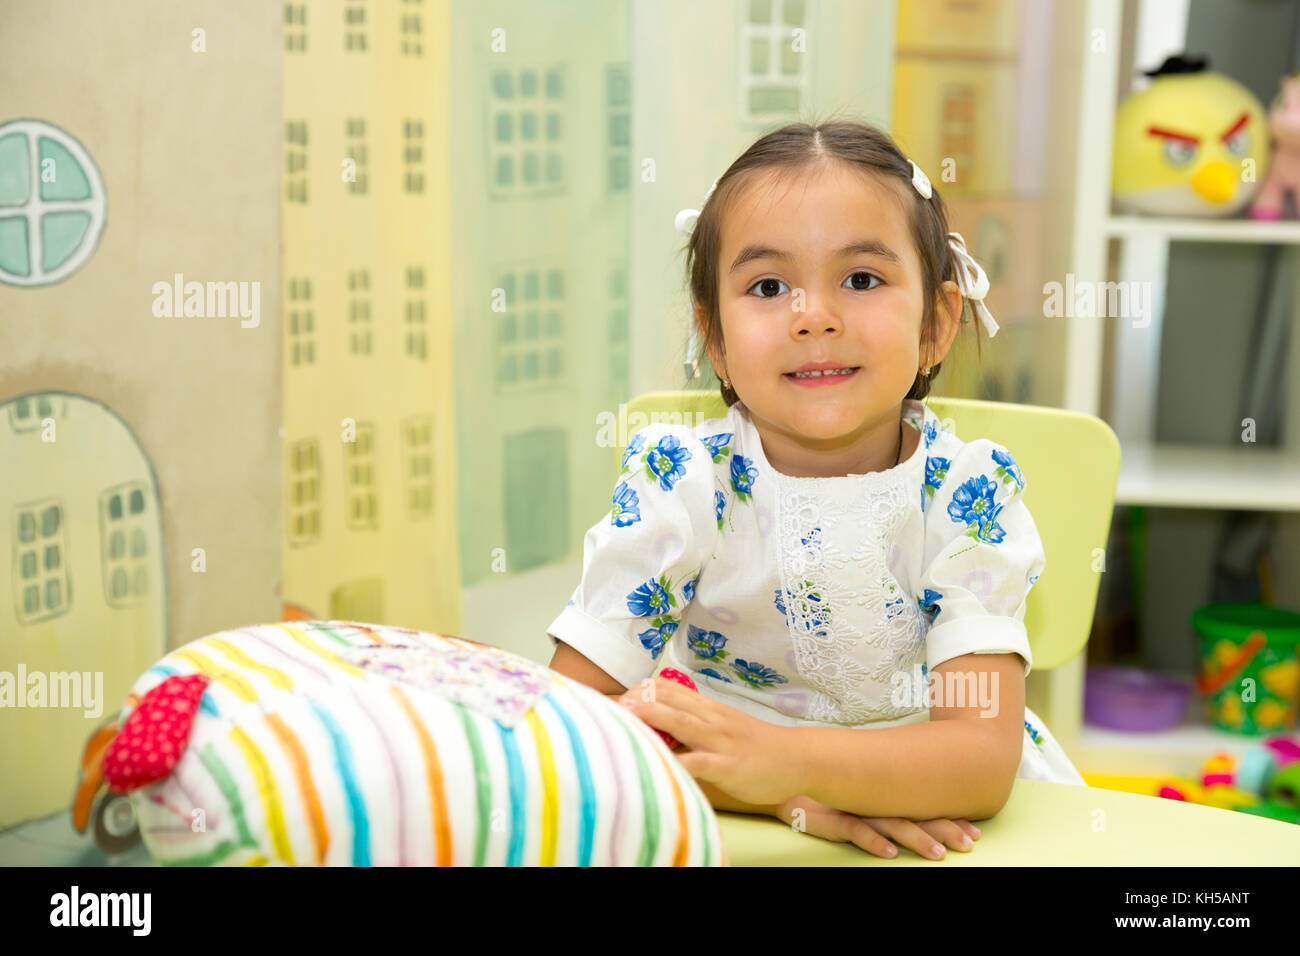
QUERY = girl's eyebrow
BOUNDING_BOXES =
[728,239,902,274]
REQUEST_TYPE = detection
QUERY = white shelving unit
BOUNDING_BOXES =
[1107,214,1300,243]
[1116,441,1300,511]
[1057,0,1300,777]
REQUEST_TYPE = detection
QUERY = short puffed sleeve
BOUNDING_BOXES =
[916,439,1046,677]
[546,424,720,691]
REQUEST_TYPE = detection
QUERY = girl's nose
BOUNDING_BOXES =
[792,310,842,336]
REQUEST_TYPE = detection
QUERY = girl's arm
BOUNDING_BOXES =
[691,775,782,816]
[783,652,1026,821]
[548,639,627,694]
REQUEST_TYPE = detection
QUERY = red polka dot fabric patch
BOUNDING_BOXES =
[103,674,211,793]
[652,668,698,750]
[659,668,698,691]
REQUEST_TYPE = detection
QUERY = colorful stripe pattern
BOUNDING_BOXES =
[121,620,725,867]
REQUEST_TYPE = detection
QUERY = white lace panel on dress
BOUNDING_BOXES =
[775,469,925,724]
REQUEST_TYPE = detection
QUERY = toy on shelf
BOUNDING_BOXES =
[1192,601,1300,735]
[1112,53,1269,218]
[1250,71,1300,220]
[1154,735,1300,825]
[1084,666,1191,732]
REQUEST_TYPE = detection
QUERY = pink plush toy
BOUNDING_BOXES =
[1250,72,1300,219]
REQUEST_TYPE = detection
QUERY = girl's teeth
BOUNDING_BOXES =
[792,368,855,378]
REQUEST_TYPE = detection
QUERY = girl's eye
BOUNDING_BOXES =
[748,277,789,299]
[746,272,882,298]
[844,271,883,292]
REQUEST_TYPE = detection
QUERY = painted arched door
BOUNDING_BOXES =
[0,391,166,827]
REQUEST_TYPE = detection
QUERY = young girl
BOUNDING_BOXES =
[547,120,1086,861]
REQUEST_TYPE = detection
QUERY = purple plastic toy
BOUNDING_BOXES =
[1084,666,1193,731]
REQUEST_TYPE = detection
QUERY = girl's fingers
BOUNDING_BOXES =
[935,818,981,842]
[915,818,974,852]
[782,800,978,862]
[840,817,899,859]
[859,817,947,860]
[786,799,898,859]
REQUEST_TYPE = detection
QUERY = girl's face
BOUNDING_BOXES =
[700,163,960,477]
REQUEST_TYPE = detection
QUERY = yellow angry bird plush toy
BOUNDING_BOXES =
[1113,53,1269,217]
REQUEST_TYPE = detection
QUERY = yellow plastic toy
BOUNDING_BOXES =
[1155,777,1260,812]
[1113,53,1269,217]
[1154,742,1300,825]
[1152,753,1257,811]
[1261,658,1300,698]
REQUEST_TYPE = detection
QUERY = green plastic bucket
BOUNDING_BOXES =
[1192,602,1300,735]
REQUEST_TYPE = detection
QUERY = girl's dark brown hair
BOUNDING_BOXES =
[683,119,983,407]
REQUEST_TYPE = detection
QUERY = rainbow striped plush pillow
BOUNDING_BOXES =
[112,621,726,866]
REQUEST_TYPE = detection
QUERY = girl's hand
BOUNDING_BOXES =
[618,677,800,807]
[774,794,980,861]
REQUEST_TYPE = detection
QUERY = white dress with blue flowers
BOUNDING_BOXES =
[546,398,1086,788]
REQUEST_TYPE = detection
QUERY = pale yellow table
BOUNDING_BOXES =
[716,778,1300,865]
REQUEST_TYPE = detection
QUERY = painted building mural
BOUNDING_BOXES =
[2,0,1059,836]
[0,2,284,827]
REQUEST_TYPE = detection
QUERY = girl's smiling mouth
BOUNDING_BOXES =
[784,366,860,386]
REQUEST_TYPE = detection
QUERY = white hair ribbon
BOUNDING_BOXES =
[946,231,999,338]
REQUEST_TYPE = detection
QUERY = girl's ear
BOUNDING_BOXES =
[697,305,728,381]
[928,280,963,365]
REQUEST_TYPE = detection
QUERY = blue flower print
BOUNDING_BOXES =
[991,448,1024,492]
[917,588,943,624]
[638,619,678,660]
[1024,718,1045,749]
[884,594,906,620]
[1029,573,1040,588]
[702,432,733,463]
[972,506,1006,543]
[923,418,939,449]
[731,658,789,688]
[776,585,828,636]
[610,481,641,527]
[686,624,729,661]
[948,474,1007,544]
[643,435,692,491]
[682,572,700,603]
[730,454,758,503]
[922,456,950,513]
[620,433,646,474]
[626,574,677,617]
[699,667,733,684]
[794,618,829,640]
[715,490,726,530]
[796,587,824,613]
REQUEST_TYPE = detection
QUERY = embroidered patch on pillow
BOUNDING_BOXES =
[339,643,553,727]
